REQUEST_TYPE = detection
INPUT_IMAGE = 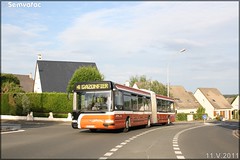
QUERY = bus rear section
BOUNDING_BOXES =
[156,95,175,125]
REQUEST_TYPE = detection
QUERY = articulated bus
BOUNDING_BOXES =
[72,81,175,132]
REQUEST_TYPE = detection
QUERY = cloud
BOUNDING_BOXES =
[58,2,237,54]
[1,1,238,94]
[1,23,51,74]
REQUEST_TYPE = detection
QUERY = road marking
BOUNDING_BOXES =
[98,125,174,160]
[1,130,25,135]
[104,152,113,156]
[232,129,239,139]
[175,151,182,154]
[110,148,118,152]
[176,155,185,159]
[115,145,123,148]
[172,124,208,159]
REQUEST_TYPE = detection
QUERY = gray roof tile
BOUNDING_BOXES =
[37,60,97,92]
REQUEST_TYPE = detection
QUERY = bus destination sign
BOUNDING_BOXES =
[75,82,111,91]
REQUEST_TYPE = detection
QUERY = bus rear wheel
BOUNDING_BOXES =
[123,118,130,132]
[146,117,151,128]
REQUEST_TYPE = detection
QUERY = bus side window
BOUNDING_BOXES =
[123,93,132,111]
[144,97,151,111]
[138,96,144,111]
[114,91,123,110]
[132,94,138,111]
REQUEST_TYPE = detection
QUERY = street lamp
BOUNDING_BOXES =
[167,49,186,97]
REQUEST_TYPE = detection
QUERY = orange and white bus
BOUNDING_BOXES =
[71,81,175,132]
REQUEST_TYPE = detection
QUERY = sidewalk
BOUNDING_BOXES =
[1,122,21,132]
[1,114,72,132]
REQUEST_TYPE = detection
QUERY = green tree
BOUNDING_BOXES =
[129,75,167,96]
[194,106,206,120]
[1,74,24,93]
[67,66,104,92]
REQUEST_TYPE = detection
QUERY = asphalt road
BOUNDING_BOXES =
[1,120,239,159]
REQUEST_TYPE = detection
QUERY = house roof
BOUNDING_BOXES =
[224,95,238,104]
[170,86,199,110]
[36,60,97,92]
[198,88,232,109]
[14,74,34,92]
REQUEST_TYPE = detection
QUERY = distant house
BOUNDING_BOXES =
[170,86,199,114]
[33,59,97,93]
[14,74,34,92]
[194,88,232,120]
[228,95,240,119]
[230,95,239,111]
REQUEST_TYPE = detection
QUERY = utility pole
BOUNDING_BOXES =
[167,49,186,97]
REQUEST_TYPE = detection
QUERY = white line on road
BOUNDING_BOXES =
[104,152,113,157]
[1,130,25,135]
[98,125,175,160]
[172,124,209,159]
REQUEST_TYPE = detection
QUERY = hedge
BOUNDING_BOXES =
[176,113,188,121]
[1,93,73,116]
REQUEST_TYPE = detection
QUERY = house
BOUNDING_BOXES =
[194,88,232,120]
[33,58,97,93]
[14,74,34,92]
[229,95,239,119]
[170,86,199,114]
[226,95,239,110]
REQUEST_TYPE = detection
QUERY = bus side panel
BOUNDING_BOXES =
[157,113,175,123]
[157,113,169,123]
[113,112,150,128]
[170,113,176,122]
[114,113,128,129]
[131,112,150,127]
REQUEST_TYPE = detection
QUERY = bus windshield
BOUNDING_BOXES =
[77,91,112,112]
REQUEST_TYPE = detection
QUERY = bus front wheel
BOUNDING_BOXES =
[167,117,171,125]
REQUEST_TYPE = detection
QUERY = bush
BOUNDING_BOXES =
[176,113,188,121]
[33,112,49,117]
[1,94,16,115]
[53,113,68,118]
[1,93,73,116]
[193,113,208,120]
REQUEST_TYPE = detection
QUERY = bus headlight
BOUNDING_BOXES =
[103,119,114,125]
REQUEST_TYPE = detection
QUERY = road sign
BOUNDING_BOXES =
[202,114,207,120]
[202,114,207,123]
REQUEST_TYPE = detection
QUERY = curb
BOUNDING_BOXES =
[1,114,72,132]
[1,123,21,132]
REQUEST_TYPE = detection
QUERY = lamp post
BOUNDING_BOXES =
[167,49,186,97]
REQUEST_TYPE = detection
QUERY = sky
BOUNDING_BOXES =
[1,1,239,95]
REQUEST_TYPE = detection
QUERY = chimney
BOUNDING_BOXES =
[38,54,42,60]
[29,73,32,79]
